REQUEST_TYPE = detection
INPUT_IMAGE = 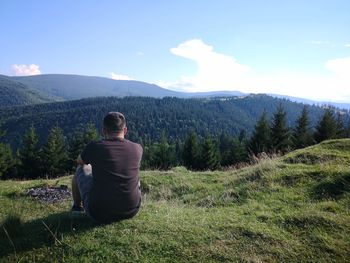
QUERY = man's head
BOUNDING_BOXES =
[103,112,127,139]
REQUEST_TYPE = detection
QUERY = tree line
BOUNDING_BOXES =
[1,104,349,179]
[0,124,98,179]
[0,95,331,151]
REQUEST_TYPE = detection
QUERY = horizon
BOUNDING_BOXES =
[4,73,350,105]
[1,1,349,102]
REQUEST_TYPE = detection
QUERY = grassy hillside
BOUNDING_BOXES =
[0,75,60,107]
[12,74,184,100]
[1,139,350,262]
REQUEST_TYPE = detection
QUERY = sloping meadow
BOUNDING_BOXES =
[1,139,350,262]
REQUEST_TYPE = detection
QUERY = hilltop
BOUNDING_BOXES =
[4,74,244,103]
[1,139,349,262]
[0,75,60,106]
[11,74,184,100]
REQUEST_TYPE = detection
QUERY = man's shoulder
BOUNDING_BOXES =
[124,139,140,146]
[85,140,101,148]
[88,139,142,151]
[124,139,143,151]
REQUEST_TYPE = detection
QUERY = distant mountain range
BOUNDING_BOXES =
[269,93,350,111]
[0,74,349,109]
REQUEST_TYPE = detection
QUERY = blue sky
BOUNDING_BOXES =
[1,0,349,101]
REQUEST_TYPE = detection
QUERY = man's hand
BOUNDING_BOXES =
[76,154,85,165]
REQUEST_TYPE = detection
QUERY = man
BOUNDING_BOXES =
[71,112,143,223]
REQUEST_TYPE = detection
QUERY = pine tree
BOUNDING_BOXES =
[18,125,41,179]
[270,104,291,153]
[229,138,249,165]
[174,139,183,166]
[198,136,220,170]
[68,123,99,172]
[219,133,232,167]
[345,120,350,138]
[0,127,15,179]
[293,106,314,149]
[153,132,175,170]
[140,143,153,170]
[249,111,271,154]
[68,130,84,172]
[83,122,99,143]
[182,130,200,170]
[238,129,247,143]
[41,126,69,178]
[0,143,13,179]
[314,108,338,143]
[335,113,346,138]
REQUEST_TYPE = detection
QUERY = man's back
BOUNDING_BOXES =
[81,138,143,223]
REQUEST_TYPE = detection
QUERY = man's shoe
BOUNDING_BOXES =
[71,204,85,214]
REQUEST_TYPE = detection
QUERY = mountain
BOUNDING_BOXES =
[11,74,184,100]
[0,75,60,107]
[11,74,246,101]
[269,93,350,110]
[0,94,332,150]
[4,74,349,110]
[187,90,246,98]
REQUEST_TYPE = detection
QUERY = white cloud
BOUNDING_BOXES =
[325,56,350,77]
[309,40,330,45]
[160,39,350,102]
[11,64,41,76]
[155,78,194,92]
[110,72,133,80]
[344,44,350,48]
[169,39,250,92]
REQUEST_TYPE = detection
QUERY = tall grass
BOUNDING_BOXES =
[0,139,350,262]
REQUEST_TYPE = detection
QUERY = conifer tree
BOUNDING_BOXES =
[345,120,350,138]
[199,135,220,170]
[140,143,153,170]
[0,143,13,179]
[270,104,291,153]
[219,133,232,167]
[335,113,346,138]
[229,138,249,165]
[68,130,84,172]
[68,123,99,172]
[238,129,247,143]
[314,108,338,143]
[83,122,99,143]
[18,125,41,179]
[174,139,183,166]
[153,132,175,170]
[41,126,69,178]
[249,111,271,154]
[182,130,199,170]
[293,106,314,149]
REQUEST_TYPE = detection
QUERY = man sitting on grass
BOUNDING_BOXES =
[71,112,143,223]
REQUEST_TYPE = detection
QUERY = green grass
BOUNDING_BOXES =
[1,139,350,262]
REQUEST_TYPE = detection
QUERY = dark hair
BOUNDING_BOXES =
[103,112,126,133]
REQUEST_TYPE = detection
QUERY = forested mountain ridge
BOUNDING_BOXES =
[11,74,184,100]
[0,75,60,106]
[0,94,332,150]
[270,93,350,110]
[3,74,349,110]
[11,74,246,101]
